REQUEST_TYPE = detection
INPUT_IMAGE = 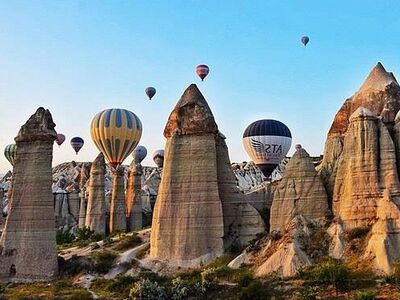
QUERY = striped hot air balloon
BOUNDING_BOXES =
[152,149,164,168]
[243,119,292,178]
[196,64,209,81]
[4,143,17,166]
[70,137,84,154]
[90,108,142,169]
[55,133,66,146]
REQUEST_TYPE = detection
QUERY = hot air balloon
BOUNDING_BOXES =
[132,145,147,164]
[91,108,142,169]
[4,144,17,166]
[196,64,209,81]
[145,87,156,100]
[301,36,309,46]
[243,119,292,178]
[152,149,164,168]
[70,137,84,154]
[55,133,66,146]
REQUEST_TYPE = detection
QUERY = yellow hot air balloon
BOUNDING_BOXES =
[90,108,142,169]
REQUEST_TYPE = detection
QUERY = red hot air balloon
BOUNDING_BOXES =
[55,133,66,146]
[196,64,209,81]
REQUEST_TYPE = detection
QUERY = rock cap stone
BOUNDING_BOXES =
[358,62,398,94]
[349,107,376,121]
[15,107,57,142]
[164,84,218,138]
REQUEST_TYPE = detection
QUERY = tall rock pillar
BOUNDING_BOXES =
[85,153,106,234]
[150,84,225,267]
[110,167,127,233]
[126,161,143,231]
[0,107,58,281]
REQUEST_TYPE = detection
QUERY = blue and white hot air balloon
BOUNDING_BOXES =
[243,119,292,178]
[132,145,147,164]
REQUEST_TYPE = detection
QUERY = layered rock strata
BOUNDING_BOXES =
[85,153,106,234]
[0,107,58,281]
[110,167,127,233]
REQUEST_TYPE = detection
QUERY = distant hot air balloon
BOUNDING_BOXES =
[301,36,309,46]
[4,144,17,166]
[91,108,142,169]
[152,149,164,168]
[295,144,302,150]
[243,119,292,178]
[145,87,156,100]
[132,145,147,164]
[55,133,66,146]
[196,64,209,81]
[70,137,84,154]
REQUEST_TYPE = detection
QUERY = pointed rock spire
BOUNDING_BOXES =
[164,84,218,138]
[358,62,398,94]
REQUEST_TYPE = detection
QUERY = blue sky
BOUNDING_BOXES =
[0,0,400,173]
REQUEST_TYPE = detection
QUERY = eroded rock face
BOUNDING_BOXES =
[85,153,106,234]
[250,216,314,278]
[150,85,225,267]
[270,147,329,232]
[110,167,127,233]
[318,62,400,200]
[126,161,143,231]
[216,132,265,249]
[0,107,58,281]
[332,107,400,229]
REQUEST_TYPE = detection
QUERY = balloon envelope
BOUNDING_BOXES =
[152,149,164,168]
[91,108,142,169]
[196,64,209,81]
[301,36,309,46]
[55,133,66,146]
[243,119,292,178]
[132,145,147,163]
[70,137,84,154]
[4,144,17,166]
[145,87,156,100]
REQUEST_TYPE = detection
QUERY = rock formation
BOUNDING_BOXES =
[150,84,226,266]
[68,191,80,221]
[126,161,143,231]
[270,146,329,232]
[332,107,400,229]
[110,167,127,233]
[0,107,58,281]
[318,62,400,201]
[150,84,265,267]
[215,132,265,249]
[78,193,87,228]
[85,153,106,235]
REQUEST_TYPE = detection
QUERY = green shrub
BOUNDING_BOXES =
[91,251,117,274]
[235,272,254,288]
[61,255,95,276]
[56,229,75,245]
[295,286,319,300]
[347,227,370,240]
[62,289,93,300]
[129,279,167,300]
[352,290,376,300]
[298,258,350,296]
[170,277,189,300]
[114,234,142,251]
[107,275,137,294]
[239,280,265,300]
[300,225,330,259]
